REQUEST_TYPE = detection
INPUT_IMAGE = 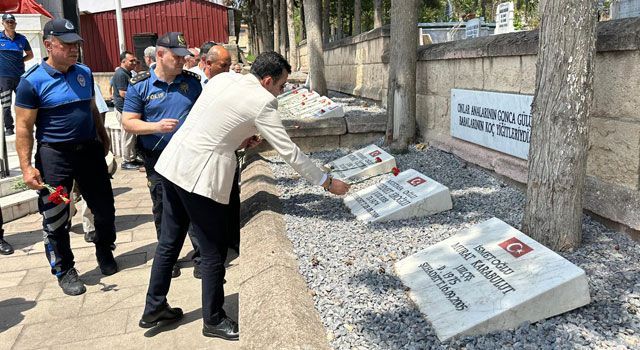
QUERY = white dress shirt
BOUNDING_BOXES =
[155,73,326,204]
[188,65,208,88]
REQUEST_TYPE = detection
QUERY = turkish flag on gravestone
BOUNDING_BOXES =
[0,0,52,18]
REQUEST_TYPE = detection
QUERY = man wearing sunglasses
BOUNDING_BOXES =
[1,14,34,136]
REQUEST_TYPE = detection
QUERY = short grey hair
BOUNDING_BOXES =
[144,46,156,62]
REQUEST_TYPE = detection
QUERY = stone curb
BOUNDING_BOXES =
[239,154,330,350]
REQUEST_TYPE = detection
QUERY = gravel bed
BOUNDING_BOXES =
[328,91,387,119]
[266,141,640,350]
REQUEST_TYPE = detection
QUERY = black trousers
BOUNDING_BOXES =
[0,76,19,131]
[0,208,4,240]
[144,177,228,325]
[138,147,200,265]
[35,140,116,277]
[227,166,240,250]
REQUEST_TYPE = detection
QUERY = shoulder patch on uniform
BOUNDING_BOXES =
[130,70,151,84]
[182,69,201,81]
[21,64,39,78]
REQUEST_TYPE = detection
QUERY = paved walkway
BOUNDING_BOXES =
[0,166,240,350]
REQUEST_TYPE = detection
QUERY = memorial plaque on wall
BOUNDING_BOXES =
[343,169,452,223]
[326,145,396,182]
[395,218,591,341]
[450,89,533,160]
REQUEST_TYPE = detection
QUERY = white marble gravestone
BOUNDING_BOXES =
[325,144,396,182]
[394,218,591,341]
[277,87,345,119]
[343,168,452,223]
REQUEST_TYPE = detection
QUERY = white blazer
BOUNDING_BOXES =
[155,72,325,204]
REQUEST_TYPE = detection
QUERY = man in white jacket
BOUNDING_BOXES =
[139,52,349,340]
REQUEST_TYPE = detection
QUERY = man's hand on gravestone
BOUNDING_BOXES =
[329,179,350,195]
[156,118,180,133]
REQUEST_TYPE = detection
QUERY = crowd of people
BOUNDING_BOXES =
[1,15,350,341]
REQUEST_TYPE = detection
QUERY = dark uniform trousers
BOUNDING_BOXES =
[138,147,200,265]
[35,140,116,277]
[227,166,240,250]
[0,77,19,131]
[144,177,228,325]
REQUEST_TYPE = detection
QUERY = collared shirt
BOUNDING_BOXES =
[123,67,202,151]
[15,60,96,143]
[0,31,31,78]
[188,65,208,88]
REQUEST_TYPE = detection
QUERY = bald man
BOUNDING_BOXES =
[204,45,231,81]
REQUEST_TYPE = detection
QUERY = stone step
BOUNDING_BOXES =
[0,189,39,223]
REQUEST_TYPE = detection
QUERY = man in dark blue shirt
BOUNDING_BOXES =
[15,19,117,296]
[122,32,203,281]
[0,14,33,136]
[122,32,203,328]
[112,50,141,170]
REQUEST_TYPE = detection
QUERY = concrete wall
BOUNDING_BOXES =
[319,17,640,232]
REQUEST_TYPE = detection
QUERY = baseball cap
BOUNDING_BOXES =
[2,14,16,22]
[43,19,83,43]
[156,32,191,57]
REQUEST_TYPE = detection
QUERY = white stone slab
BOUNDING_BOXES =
[394,218,591,341]
[325,145,396,183]
[451,89,533,160]
[344,168,452,223]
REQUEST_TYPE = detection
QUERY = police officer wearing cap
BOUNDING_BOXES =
[15,19,117,296]
[122,32,202,281]
[1,13,33,136]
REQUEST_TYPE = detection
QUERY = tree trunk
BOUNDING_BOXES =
[521,0,598,251]
[336,0,343,39]
[273,0,281,53]
[303,0,328,96]
[386,0,417,151]
[354,0,361,35]
[374,0,383,28]
[286,0,299,70]
[265,0,275,51]
[323,0,330,44]
[300,0,307,40]
[280,0,288,55]
[250,0,262,53]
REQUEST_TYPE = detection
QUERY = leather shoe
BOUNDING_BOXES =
[139,304,183,328]
[171,264,181,278]
[203,317,239,340]
[0,238,14,255]
[58,268,86,296]
[96,246,118,276]
[84,231,96,243]
[121,162,138,170]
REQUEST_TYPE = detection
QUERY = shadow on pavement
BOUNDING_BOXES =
[0,298,37,332]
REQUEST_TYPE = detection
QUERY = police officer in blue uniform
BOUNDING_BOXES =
[122,32,203,280]
[1,13,33,135]
[15,19,117,296]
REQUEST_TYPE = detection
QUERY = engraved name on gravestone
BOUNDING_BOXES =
[344,169,453,223]
[395,218,591,341]
[451,89,533,160]
[326,145,396,182]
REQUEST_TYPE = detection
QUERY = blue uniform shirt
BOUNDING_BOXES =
[123,67,202,151]
[15,61,96,143]
[0,31,31,78]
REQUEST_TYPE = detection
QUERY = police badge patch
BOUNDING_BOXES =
[179,82,188,93]
[178,34,186,47]
[77,74,86,87]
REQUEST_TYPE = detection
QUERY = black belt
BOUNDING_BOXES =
[39,139,99,152]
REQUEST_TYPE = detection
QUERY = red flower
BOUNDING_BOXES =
[320,109,325,113]
[391,167,401,176]
[301,101,305,105]
[47,185,70,205]
[375,157,382,163]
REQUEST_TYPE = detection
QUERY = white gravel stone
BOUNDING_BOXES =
[266,113,640,349]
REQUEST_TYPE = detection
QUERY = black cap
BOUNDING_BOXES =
[43,19,83,43]
[2,14,16,22]
[156,32,191,56]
